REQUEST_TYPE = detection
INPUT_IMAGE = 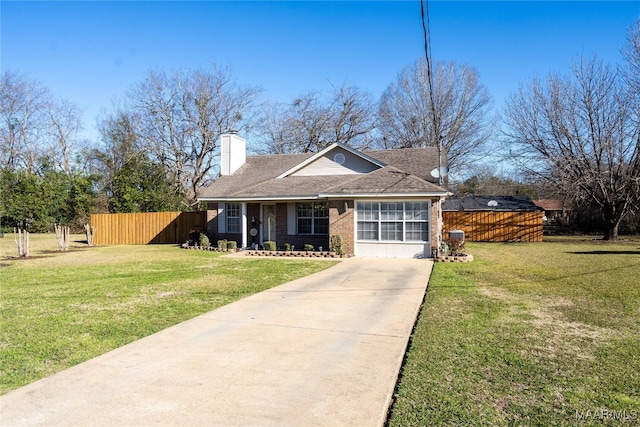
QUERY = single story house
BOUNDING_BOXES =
[532,199,572,224]
[443,195,543,212]
[197,133,452,258]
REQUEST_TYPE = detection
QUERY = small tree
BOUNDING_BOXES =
[54,224,70,251]
[330,235,345,255]
[84,223,95,246]
[13,227,29,257]
[199,233,210,248]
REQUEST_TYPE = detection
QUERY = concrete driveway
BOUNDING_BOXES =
[0,257,433,427]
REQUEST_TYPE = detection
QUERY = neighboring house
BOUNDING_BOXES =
[197,133,452,258]
[443,195,543,213]
[532,199,572,224]
[442,195,544,242]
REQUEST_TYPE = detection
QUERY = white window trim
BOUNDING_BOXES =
[296,201,329,235]
[355,200,431,243]
[226,202,242,233]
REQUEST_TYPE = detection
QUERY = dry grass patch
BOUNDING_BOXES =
[388,238,640,426]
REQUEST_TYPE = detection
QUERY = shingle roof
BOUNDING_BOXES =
[322,167,445,195]
[442,195,543,212]
[362,148,444,181]
[532,199,566,211]
[198,146,449,200]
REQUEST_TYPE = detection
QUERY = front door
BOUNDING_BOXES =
[262,204,277,243]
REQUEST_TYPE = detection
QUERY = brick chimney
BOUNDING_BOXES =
[220,132,246,176]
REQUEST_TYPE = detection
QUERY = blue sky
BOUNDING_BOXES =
[2,1,639,143]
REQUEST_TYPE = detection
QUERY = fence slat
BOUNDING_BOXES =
[444,211,543,243]
[91,212,206,245]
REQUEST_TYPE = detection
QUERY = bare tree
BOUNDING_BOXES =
[47,98,82,175]
[0,70,50,172]
[377,59,494,169]
[259,84,376,154]
[503,56,640,240]
[129,67,260,207]
[622,19,640,96]
[1,70,83,175]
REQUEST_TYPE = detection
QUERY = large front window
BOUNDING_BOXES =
[226,203,241,233]
[297,202,328,235]
[356,201,429,242]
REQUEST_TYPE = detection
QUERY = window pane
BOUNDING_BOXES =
[298,218,312,234]
[297,203,312,218]
[405,202,429,221]
[406,221,429,241]
[381,222,403,241]
[228,203,240,216]
[314,218,329,235]
[227,203,241,233]
[227,218,240,233]
[381,202,402,220]
[314,202,328,218]
[357,221,378,240]
[356,202,379,221]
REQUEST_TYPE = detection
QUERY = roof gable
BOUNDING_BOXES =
[277,143,384,178]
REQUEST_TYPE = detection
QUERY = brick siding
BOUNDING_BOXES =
[329,199,354,256]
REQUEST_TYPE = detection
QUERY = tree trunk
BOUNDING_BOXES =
[14,228,29,257]
[55,224,70,251]
[602,207,621,241]
[85,224,95,246]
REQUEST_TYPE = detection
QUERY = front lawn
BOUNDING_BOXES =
[0,234,336,394]
[388,237,640,426]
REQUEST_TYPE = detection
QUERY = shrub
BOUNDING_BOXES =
[217,239,227,250]
[445,238,466,256]
[199,233,210,248]
[226,240,237,251]
[263,241,276,251]
[330,235,345,255]
[303,244,314,252]
[284,243,291,251]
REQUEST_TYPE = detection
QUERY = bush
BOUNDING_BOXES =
[284,243,291,251]
[445,238,466,256]
[303,244,314,251]
[330,235,345,255]
[199,233,210,248]
[226,240,237,251]
[217,239,227,250]
[263,241,276,251]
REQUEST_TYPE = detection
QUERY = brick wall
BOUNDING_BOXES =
[206,202,218,237]
[329,199,354,256]
[275,203,328,250]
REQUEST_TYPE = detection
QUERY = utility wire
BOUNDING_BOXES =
[420,0,443,187]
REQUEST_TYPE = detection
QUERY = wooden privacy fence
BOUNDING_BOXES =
[91,211,207,245]
[443,211,543,242]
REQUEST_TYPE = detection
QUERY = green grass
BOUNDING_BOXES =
[0,234,336,394]
[388,237,640,426]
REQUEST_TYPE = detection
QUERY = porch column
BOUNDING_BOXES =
[241,202,248,249]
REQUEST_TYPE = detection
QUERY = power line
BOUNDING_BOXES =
[420,0,442,187]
